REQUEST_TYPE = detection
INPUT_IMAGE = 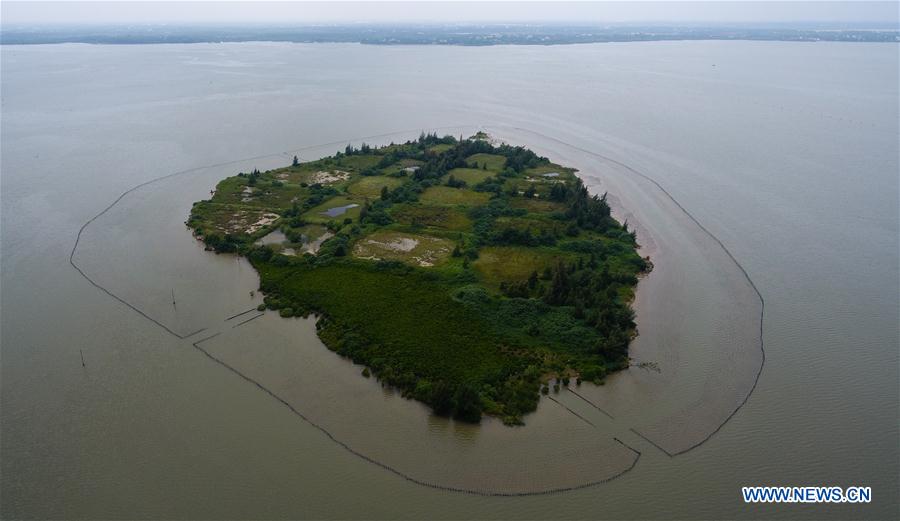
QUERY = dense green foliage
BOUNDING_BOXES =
[189,132,648,424]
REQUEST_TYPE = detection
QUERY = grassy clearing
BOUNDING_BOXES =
[524,162,577,179]
[209,177,299,208]
[420,186,492,206]
[335,154,381,171]
[444,168,495,185]
[500,163,580,197]
[508,197,568,213]
[189,203,280,236]
[352,230,455,267]
[493,214,566,236]
[390,204,473,232]
[474,246,572,288]
[347,176,404,198]
[428,143,454,154]
[467,153,506,171]
[273,166,346,186]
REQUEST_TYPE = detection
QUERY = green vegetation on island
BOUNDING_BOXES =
[188,132,649,425]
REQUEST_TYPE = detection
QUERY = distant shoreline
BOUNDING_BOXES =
[2,24,898,45]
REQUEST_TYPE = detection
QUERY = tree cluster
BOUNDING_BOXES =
[543,260,636,361]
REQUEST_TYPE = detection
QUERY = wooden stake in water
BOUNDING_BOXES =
[172,289,177,311]
[80,349,85,367]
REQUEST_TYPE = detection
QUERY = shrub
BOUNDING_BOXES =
[209,136,644,425]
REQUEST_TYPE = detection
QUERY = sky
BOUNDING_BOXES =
[2,1,898,25]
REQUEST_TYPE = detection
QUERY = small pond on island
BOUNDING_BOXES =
[320,203,359,218]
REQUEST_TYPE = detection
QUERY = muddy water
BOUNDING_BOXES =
[66,123,761,494]
[2,42,897,518]
[492,126,764,456]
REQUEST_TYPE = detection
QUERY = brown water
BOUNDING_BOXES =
[64,123,758,495]
[2,41,897,518]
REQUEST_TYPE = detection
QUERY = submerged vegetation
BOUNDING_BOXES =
[188,132,648,425]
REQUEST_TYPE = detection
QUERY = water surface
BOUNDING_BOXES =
[2,41,897,518]
[321,203,359,218]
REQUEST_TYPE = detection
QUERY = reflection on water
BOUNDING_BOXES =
[256,229,287,246]
[301,231,334,254]
[321,203,359,217]
[255,228,334,255]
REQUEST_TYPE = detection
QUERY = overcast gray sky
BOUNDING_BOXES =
[2,1,898,25]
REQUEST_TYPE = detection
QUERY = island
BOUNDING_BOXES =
[188,132,649,425]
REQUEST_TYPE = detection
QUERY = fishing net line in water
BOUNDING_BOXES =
[71,124,763,492]
[484,125,765,457]
[194,315,641,495]
[70,127,481,338]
